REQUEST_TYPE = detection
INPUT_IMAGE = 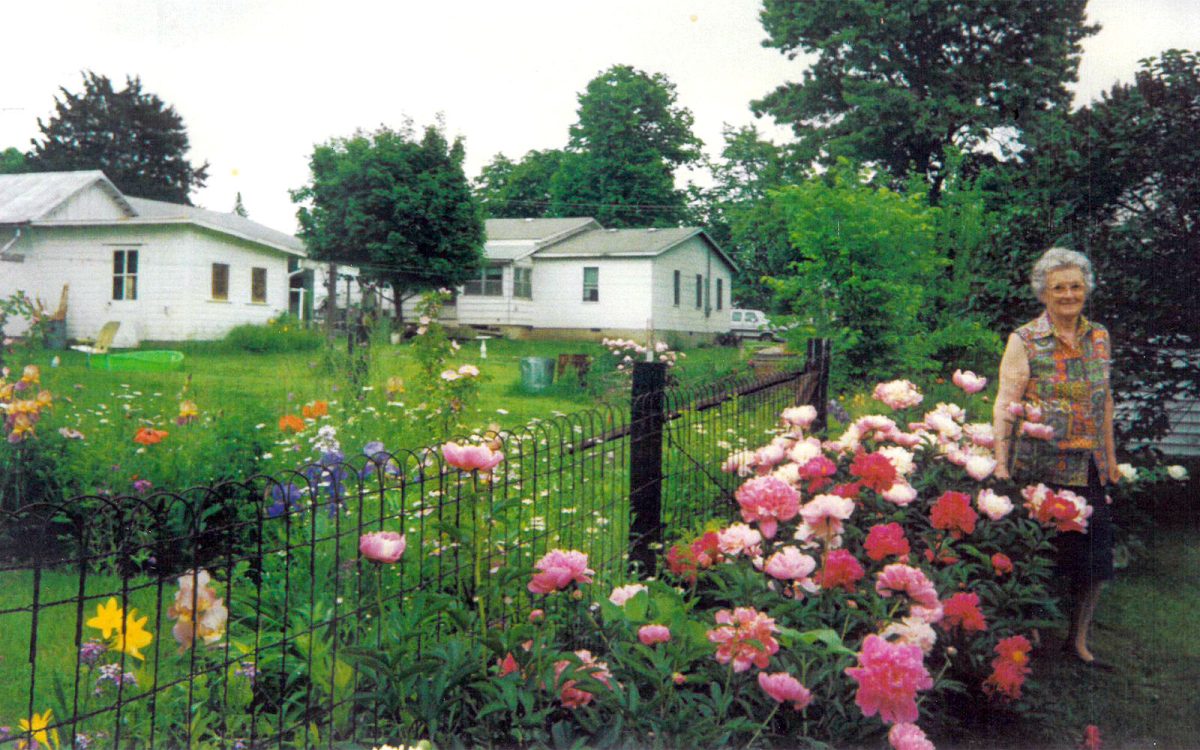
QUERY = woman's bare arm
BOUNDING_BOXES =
[993,333,1030,479]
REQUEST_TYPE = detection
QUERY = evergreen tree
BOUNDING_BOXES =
[28,71,209,204]
[232,192,248,217]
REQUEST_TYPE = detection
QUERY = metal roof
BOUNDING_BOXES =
[0,171,133,224]
[533,226,739,271]
[122,197,305,256]
[485,217,599,241]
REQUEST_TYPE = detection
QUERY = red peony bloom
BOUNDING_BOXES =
[850,451,898,493]
[816,549,865,592]
[1081,724,1103,750]
[991,553,1014,576]
[983,635,1032,700]
[864,523,911,561]
[930,491,978,538]
[666,543,698,583]
[941,592,988,634]
[831,481,862,499]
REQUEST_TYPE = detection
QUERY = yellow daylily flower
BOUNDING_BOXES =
[86,597,123,639]
[115,609,154,661]
[18,708,60,750]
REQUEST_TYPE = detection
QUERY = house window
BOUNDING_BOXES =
[463,266,503,296]
[513,267,532,299]
[112,249,138,301]
[212,263,230,301]
[582,267,599,302]
[695,274,703,309]
[251,267,267,303]
[716,278,723,310]
[673,270,680,306]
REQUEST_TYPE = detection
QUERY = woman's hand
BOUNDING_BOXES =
[1108,462,1122,485]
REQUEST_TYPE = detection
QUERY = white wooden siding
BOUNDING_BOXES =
[528,257,653,330]
[40,184,129,222]
[650,236,735,334]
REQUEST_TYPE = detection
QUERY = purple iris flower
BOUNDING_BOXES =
[267,482,304,518]
[361,441,401,478]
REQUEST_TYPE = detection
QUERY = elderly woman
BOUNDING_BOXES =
[992,247,1120,669]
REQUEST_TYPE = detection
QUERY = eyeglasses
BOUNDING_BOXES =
[1048,283,1086,295]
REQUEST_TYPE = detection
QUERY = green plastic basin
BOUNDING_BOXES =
[102,350,186,372]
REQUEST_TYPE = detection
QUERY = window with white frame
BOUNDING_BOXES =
[513,267,532,299]
[212,263,230,300]
[251,267,267,303]
[463,266,503,296]
[582,267,599,301]
[112,249,138,300]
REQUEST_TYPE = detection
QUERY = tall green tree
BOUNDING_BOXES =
[753,0,1097,199]
[28,71,209,204]
[0,147,28,174]
[475,148,563,218]
[292,123,485,318]
[232,191,248,217]
[549,64,702,227]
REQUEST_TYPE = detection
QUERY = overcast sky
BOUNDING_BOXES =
[2,0,1198,234]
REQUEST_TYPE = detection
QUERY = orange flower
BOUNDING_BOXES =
[301,400,328,419]
[133,427,169,445]
[278,414,305,432]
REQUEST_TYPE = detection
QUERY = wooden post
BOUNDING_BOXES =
[325,262,338,338]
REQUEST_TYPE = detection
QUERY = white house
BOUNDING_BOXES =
[0,171,305,345]
[408,218,738,343]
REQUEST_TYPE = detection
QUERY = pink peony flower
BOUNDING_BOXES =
[964,454,997,481]
[976,488,1014,520]
[764,546,817,581]
[964,422,995,449]
[889,722,936,750]
[874,380,924,411]
[752,443,788,474]
[708,607,779,672]
[442,441,504,472]
[815,549,865,592]
[637,624,671,646]
[1021,422,1055,440]
[877,446,915,476]
[735,476,800,539]
[787,437,824,466]
[864,523,911,561]
[800,494,855,540]
[882,481,919,507]
[528,609,545,623]
[717,523,763,558]
[845,634,933,724]
[850,451,899,493]
[875,563,941,610]
[722,449,757,476]
[781,405,818,430]
[498,652,520,677]
[879,617,938,656]
[941,592,988,633]
[529,549,594,594]
[608,584,647,606]
[952,369,988,394]
[1022,484,1092,533]
[758,671,813,711]
[457,364,480,377]
[359,531,406,564]
[991,553,1014,576]
[1024,403,1044,422]
[552,649,612,708]
[1006,402,1025,419]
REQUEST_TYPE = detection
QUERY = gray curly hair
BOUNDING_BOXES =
[1030,247,1095,299]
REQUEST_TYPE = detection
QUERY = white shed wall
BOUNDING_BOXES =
[529,258,653,330]
[650,236,735,334]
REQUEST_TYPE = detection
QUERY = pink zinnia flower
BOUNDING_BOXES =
[816,549,865,592]
[864,523,911,561]
[930,491,978,538]
[637,624,671,646]
[608,584,647,606]
[552,650,612,708]
[735,476,800,538]
[800,494,855,540]
[875,564,940,610]
[952,369,988,394]
[764,546,817,581]
[845,634,933,724]
[757,671,812,711]
[358,531,406,563]
[441,441,504,472]
[889,722,935,750]
[941,592,988,634]
[528,549,594,594]
[781,405,818,430]
[708,607,779,672]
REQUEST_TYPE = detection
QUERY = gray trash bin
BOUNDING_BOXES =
[519,357,555,391]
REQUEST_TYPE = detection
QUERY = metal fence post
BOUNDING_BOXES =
[807,338,832,432]
[629,361,667,574]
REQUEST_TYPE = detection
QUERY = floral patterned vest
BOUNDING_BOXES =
[1012,312,1111,487]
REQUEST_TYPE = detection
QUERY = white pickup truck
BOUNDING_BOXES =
[730,309,781,340]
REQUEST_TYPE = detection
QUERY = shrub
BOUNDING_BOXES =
[223,315,322,353]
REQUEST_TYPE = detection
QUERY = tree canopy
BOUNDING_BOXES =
[28,71,209,204]
[475,148,563,218]
[1,147,28,174]
[753,0,1097,198]
[292,123,485,312]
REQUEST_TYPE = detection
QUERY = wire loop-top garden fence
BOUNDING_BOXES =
[0,341,829,749]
